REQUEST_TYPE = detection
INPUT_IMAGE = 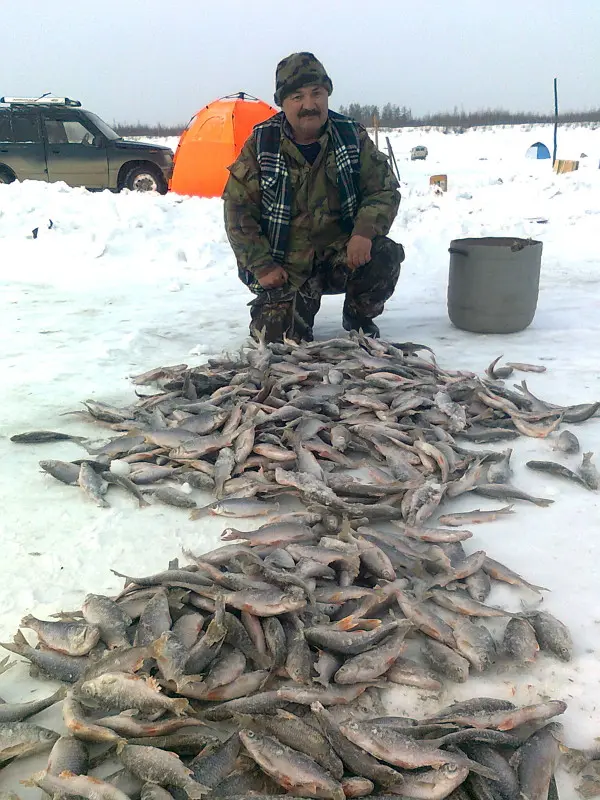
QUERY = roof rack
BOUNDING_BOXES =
[0,96,82,107]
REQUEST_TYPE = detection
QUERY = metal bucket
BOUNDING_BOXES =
[447,236,543,334]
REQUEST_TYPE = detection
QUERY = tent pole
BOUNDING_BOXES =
[552,77,558,167]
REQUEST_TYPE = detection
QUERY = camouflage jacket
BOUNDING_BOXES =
[222,114,401,289]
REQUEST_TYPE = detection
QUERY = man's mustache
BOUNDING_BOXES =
[298,109,321,118]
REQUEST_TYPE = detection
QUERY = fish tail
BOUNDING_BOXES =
[0,655,15,676]
[189,506,211,521]
[2,629,29,655]
[534,498,554,507]
[20,613,35,629]
[19,770,46,788]
[185,780,211,798]
[462,757,501,781]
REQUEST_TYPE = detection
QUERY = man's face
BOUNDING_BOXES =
[282,84,329,140]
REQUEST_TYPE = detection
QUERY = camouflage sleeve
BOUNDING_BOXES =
[351,129,401,240]
[222,136,274,274]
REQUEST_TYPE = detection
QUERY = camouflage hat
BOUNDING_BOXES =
[274,52,333,106]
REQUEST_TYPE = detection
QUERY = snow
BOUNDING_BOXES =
[1,122,600,797]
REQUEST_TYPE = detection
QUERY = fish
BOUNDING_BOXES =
[79,672,190,716]
[24,770,132,800]
[0,686,66,723]
[448,617,496,672]
[485,355,514,380]
[526,459,591,489]
[46,734,89,777]
[385,657,443,691]
[19,614,100,656]
[338,720,498,779]
[553,429,580,454]
[420,636,470,683]
[505,361,547,373]
[304,622,400,655]
[523,610,573,661]
[511,723,562,800]
[472,483,554,507]
[0,722,59,765]
[579,451,600,489]
[118,744,210,798]
[189,733,242,787]
[486,448,513,483]
[502,617,540,664]
[190,498,279,520]
[39,459,81,484]
[483,556,549,593]
[151,486,198,508]
[437,506,515,526]
[10,430,88,444]
[0,630,89,683]
[239,729,346,800]
[236,709,344,779]
[78,461,110,507]
[82,593,132,649]
[62,691,125,744]
[427,700,567,730]
[333,623,412,684]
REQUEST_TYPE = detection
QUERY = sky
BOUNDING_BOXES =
[1,0,599,125]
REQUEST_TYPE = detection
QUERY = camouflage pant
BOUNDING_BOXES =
[241,236,404,343]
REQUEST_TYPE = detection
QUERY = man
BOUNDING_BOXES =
[223,52,404,343]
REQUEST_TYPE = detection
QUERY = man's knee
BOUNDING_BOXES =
[249,296,294,344]
[371,236,405,270]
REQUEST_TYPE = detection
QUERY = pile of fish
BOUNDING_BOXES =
[1,520,570,800]
[10,333,599,516]
[6,332,599,798]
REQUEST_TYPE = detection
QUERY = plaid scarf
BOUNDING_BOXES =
[254,110,361,265]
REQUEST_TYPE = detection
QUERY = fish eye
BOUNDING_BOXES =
[245,730,255,739]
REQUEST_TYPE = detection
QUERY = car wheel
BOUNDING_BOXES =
[122,165,166,194]
[0,169,15,184]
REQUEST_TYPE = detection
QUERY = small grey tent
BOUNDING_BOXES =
[526,142,551,159]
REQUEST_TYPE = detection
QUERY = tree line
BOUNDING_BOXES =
[113,105,600,137]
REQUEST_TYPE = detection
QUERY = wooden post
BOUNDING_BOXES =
[553,78,558,167]
[373,113,379,150]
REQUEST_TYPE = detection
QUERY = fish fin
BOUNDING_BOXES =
[20,770,47,788]
[333,615,361,631]
[145,676,163,693]
[173,697,191,716]
[20,614,35,628]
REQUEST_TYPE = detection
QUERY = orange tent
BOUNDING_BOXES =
[169,92,277,198]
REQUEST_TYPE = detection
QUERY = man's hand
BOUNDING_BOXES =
[346,235,372,270]
[256,265,288,289]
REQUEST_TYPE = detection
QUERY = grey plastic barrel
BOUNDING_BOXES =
[447,237,543,334]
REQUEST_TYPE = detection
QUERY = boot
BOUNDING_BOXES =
[342,312,380,339]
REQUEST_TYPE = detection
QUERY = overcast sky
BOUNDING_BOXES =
[2,0,599,125]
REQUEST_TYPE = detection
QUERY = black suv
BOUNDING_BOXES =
[0,96,174,193]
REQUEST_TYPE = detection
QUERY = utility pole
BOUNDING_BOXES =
[553,78,558,167]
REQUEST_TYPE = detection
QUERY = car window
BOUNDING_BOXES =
[11,115,42,144]
[45,118,95,145]
[0,114,12,142]
[84,111,120,140]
